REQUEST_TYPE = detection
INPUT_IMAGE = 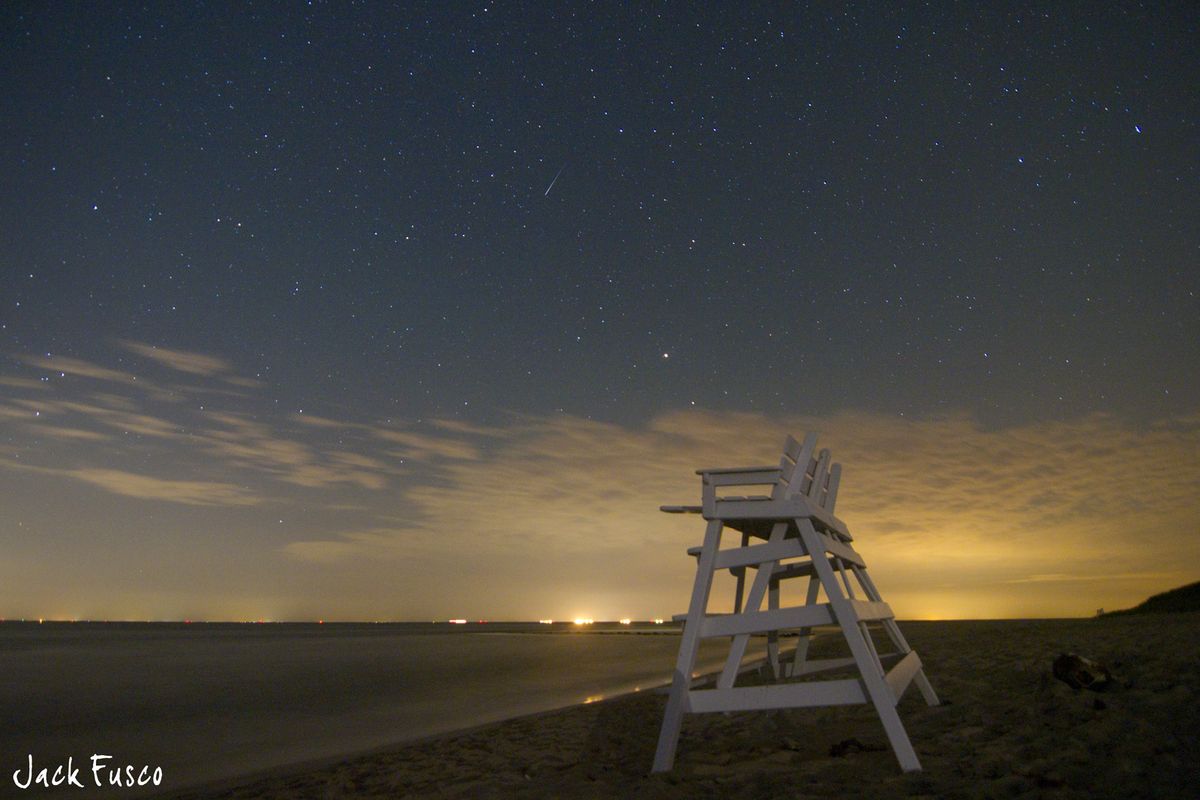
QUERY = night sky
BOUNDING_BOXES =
[2,3,1197,621]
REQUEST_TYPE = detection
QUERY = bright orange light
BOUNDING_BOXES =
[573,618,594,625]
[448,619,467,624]
[619,618,631,625]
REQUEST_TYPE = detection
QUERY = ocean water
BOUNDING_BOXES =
[0,622,752,797]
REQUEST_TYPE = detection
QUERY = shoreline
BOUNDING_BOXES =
[159,614,1200,799]
[156,683,672,799]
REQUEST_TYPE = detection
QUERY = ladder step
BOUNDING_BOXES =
[788,655,860,676]
[817,533,865,567]
[672,611,739,623]
[687,679,867,713]
[713,538,806,570]
[772,557,848,581]
[885,651,922,705]
[848,599,894,622]
[701,604,833,638]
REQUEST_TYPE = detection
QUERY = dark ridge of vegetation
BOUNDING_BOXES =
[1101,581,1200,616]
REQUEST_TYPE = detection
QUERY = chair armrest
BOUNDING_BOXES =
[695,465,781,475]
[702,470,782,489]
[660,505,702,514]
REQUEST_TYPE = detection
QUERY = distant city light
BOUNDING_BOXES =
[619,618,631,625]
[448,619,467,624]
[573,618,594,625]
[653,618,664,624]
[538,619,553,624]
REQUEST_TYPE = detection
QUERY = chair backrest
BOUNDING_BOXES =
[772,433,841,512]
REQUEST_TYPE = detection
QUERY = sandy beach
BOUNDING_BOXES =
[161,612,1199,799]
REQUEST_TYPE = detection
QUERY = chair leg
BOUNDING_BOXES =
[798,520,923,772]
[854,565,940,707]
[653,519,723,772]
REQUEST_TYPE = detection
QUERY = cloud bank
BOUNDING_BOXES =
[3,342,1198,619]
[286,409,1200,619]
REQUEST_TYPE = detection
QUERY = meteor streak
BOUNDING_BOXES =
[544,165,565,197]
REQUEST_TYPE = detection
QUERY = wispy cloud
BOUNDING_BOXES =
[290,413,358,430]
[20,355,141,385]
[32,425,112,442]
[0,377,47,391]
[119,340,234,377]
[14,398,184,440]
[117,340,265,389]
[52,467,260,506]
[3,351,410,493]
[372,426,482,461]
[283,527,438,564]
[197,411,402,490]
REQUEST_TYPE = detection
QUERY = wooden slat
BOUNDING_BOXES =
[661,504,702,514]
[796,458,816,497]
[805,531,865,567]
[772,558,854,581]
[808,505,851,539]
[885,651,922,704]
[778,454,794,475]
[686,679,867,713]
[775,454,798,496]
[701,604,833,638]
[713,538,806,570]
[707,495,848,536]
[824,463,842,512]
[808,448,832,503]
[774,433,817,500]
[695,465,781,476]
[771,560,816,581]
[790,651,901,678]
[849,599,894,622]
[790,656,860,676]
[826,535,865,567]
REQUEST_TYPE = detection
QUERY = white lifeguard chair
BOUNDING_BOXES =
[653,433,939,773]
